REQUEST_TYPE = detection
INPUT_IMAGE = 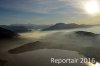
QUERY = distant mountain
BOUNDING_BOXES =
[9,24,50,30]
[0,27,18,39]
[0,24,50,33]
[42,23,89,31]
[0,25,33,33]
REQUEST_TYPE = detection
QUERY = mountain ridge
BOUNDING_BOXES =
[42,23,90,31]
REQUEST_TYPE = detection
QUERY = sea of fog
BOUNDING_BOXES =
[0,26,100,66]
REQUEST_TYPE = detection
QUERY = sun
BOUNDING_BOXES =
[84,0,100,15]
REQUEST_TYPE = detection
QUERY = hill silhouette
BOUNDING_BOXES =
[0,27,18,39]
[42,23,88,31]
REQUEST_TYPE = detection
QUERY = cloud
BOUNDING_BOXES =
[1,0,99,24]
[0,0,85,14]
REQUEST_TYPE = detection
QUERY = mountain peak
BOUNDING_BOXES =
[42,23,85,31]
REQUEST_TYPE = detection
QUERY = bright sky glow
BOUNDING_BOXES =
[84,0,100,15]
[87,62,100,66]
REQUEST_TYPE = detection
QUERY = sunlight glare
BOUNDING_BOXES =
[84,0,100,15]
[87,62,100,66]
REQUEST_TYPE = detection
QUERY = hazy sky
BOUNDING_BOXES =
[0,0,100,25]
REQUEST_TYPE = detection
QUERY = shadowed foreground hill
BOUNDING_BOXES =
[0,27,18,39]
[75,31,98,37]
[8,41,41,54]
[0,59,7,66]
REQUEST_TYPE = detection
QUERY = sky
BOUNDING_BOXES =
[0,0,100,25]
